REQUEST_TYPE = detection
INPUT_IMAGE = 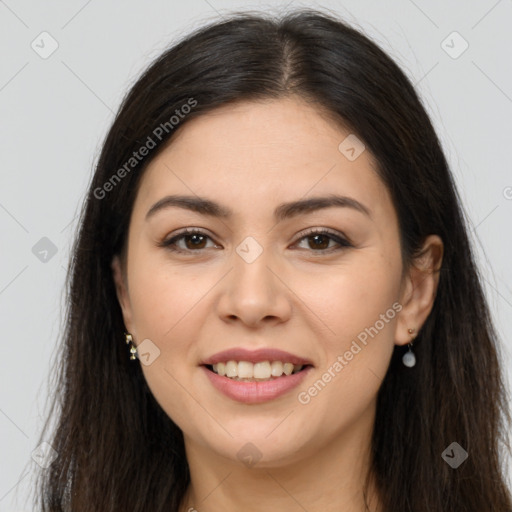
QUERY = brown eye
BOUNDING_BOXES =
[159,229,217,253]
[305,233,331,250]
[295,229,352,252]
[182,233,208,250]
[159,228,352,255]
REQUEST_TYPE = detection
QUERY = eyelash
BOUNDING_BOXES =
[158,227,353,255]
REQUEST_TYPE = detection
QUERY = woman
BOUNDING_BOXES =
[35,8,512,511]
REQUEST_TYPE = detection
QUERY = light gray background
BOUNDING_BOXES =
[1,0,511,509]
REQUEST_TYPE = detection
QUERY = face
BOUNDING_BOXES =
[112,96,436,468]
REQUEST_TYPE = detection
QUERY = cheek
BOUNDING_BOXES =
[293,263,400,435]
[314,253,401,340]
[304,252,401,415]
[127,259,211,430]
[128,254,206,339]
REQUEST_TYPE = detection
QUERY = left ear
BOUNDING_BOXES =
[395,234,444,345]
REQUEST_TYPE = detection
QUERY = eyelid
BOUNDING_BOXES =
[158,227,217,250]
[294,227,352,246]
[159,226,353,253]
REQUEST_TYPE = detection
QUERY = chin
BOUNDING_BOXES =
[198,424,315,468]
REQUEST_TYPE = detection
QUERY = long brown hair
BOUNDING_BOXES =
[34,8,512,511]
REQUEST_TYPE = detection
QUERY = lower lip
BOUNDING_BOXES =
[201,365,312,404]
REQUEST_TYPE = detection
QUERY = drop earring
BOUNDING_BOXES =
[402,328,417,368]
[125,332,138,360]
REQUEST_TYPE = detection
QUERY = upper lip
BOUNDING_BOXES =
[201,348,313,366]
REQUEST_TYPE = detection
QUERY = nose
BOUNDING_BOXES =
[215,244,292,328]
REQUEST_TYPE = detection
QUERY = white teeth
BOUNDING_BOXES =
[210,360,304,380]
[253,361,271,379]
[283,363,294,376]
[213,363,226,376]
[271,361,283,376]
[225,361,238,378]
[238,361,253,379]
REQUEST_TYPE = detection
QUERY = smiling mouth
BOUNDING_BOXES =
[204,361,312,382]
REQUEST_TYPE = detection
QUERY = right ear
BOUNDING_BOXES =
[111,254,135,334]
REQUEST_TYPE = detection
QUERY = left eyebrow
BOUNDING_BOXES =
[145,194,372,222]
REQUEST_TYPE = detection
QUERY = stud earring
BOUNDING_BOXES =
[402,328,417,368]
[125,332,137,360]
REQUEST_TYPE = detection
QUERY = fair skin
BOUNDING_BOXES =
[112,96,443,512]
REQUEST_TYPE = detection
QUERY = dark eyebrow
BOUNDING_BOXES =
[145,194,372,222]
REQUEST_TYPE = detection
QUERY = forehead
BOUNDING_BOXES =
[133,97,392,222]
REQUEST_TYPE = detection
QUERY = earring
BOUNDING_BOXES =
[402,328,417,368]
[125,332,137,360]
